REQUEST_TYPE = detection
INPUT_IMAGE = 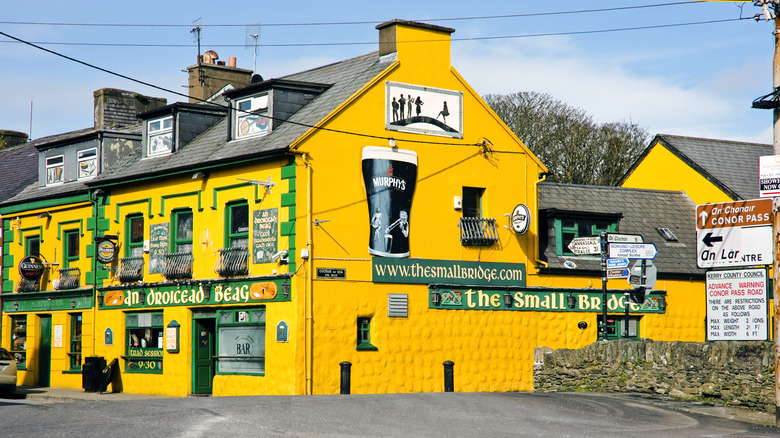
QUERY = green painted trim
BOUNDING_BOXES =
[280,164,296,179]
[114,198,153,223]
[211,182,264,210]
[280,192,296,207]
[160,191,203,216]
[2,289,93,313]
[356,342,378,351]
[85,271,94,285]
[280,221,295,236]
[17,226,44,246]
[97,218,111,233]
[57,219,85,239]
[0,193,91,216]
[2,255,13,268]
[287,177,296,193]
[287,206,296,222]
[61,370,83,375]
[2,280,13,291]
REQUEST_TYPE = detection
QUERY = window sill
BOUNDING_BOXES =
[62,369,82,375]
[356,343,378,351]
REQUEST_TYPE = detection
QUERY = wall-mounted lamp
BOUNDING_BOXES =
[389,137,396,148]
[282,280,290,299]
[503,291,514,308]
[202,282,212,301]
[139,290,146,305]
[192,171,207,180]
[37,211,51,219]
[70,298,76,309]
[313,219,330,227]
[431,288,441,306]
[97,292,103,306]
[13,302,19,311]
[659,295,667,312]
[567,293,576,309]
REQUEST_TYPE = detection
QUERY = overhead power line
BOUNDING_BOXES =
[0,17,751,49]
[0,2,705,28]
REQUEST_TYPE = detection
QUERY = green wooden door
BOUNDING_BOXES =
[192,318,215,394]
[39,315,51,387]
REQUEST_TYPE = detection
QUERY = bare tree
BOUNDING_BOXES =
[483,91,648,186]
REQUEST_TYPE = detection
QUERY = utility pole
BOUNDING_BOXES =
[773,7,780,428]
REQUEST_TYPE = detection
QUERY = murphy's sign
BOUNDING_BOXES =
[431,287,664,313]
[373,258,525,287]
[99,279,289,310]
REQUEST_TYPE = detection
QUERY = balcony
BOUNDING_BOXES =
[16,278,40,293]
[163,252,194,280]
[459,217,499,246]
[215,247,249,277]
[117,256,144,283]
[55,267,80,290]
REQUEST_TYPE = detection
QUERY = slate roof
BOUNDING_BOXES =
[90,51,393,186]
[538,182,700,278]
[0,142,37,203]
[621,134,772,201]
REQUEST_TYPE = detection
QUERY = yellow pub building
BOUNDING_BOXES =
[1,20,714,397]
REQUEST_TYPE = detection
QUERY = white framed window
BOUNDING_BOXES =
[77,148,98,180]
[46,155,64,185]
[234,94,269,140]
[147,116,173,157]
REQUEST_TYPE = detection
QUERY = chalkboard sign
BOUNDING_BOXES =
[253,208,278,264]
[149,223,169,274]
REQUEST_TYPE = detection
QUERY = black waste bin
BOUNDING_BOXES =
[82,356,106,392]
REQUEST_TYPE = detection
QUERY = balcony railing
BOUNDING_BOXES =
[163,252,194,280]
[215,247,249,277]
[117,256,144,283]
[16,278,40,293]
[55,267,80,290]
[459,217,499,246]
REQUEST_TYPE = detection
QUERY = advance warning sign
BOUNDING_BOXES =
[705,268,768,341]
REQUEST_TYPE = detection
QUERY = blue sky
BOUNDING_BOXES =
[0,1,774,144]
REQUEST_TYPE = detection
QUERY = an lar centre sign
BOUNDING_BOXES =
[695,199,772,269]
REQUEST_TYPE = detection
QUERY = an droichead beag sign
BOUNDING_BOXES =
[695,199,772,269]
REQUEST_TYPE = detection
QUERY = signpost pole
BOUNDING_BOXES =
[601,232,608,341]
[773,11,780,427]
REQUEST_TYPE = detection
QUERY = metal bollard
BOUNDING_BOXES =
[339,361,352,394]
[443,360,454,392]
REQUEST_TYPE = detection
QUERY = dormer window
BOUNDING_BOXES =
[77,148,97,180]
[46,155,64,185]
[234,94,269,140]
[148,116,173,157]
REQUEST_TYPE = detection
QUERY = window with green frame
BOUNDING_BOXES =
[63,229,79,268]
[10,315,27,369]
[125,312,164,373]
[226,201,249,248]
[126,214,145,257]
[357,317,378,351]
[69,313,82,370]
[598,315,641,340]
[172,209,193,253]
[25,235,40,256]
[216,307,265,375]
[554,216,618,256]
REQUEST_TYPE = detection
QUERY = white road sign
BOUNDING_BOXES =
[608,243,657,260]
[706,268,768,341]
[696,199,772,269]
[567,236,600,255]
[606,258,629,269]
[606,233,643,243]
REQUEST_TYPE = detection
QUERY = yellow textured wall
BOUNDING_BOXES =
[621,144,733,204]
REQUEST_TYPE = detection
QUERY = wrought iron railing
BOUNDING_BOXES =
[117,256,144,283]
[56,267,80,290]
[458,217,499,246]
[163,252,194,280]
[215,247,249,277]
[16,278,40,292]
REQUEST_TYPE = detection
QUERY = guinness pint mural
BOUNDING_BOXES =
[385,81,463,139]
[362,146,417,257]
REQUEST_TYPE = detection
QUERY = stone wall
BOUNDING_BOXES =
[533,339,775,413]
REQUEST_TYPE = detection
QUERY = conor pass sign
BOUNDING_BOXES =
[696,199,772,269]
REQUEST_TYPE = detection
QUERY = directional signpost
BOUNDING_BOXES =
[606,258,629,269]
[568,236,601,255]
[695,199,773,269]
[608,242,657,260]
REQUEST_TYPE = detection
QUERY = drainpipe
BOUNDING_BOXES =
[89,189,100,357]
[302,153,314,395]
[533,172,548,270]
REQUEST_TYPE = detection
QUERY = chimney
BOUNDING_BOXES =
[187,52,254,103]
[93,88,167,129]
[0,130,28,149]
[376,20,455,66]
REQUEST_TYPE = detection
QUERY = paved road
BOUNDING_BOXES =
[1,391,778,437]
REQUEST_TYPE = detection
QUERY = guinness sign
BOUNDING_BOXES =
[19,255,45,280]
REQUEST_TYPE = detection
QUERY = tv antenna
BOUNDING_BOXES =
[245,24,261,73]
[191,18,204,85]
